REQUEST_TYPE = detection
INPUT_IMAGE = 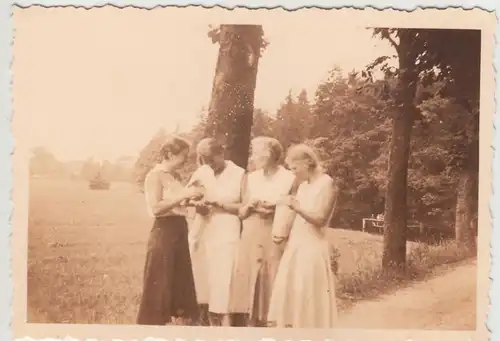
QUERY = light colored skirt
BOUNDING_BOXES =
[202,213,241,314]
[189,239,209,305]
[189,214,209,305]
[230,215,286,322]
[267,228,338,328]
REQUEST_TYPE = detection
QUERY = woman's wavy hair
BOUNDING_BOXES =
[285,143,323,171]
[159,135,191,161]
[251,136,284,164]
[195,137,225,167]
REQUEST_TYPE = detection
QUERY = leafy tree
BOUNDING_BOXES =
[308,69,391,229]
[368,28,480,264]
[251,108,276,138]
[30,147,68,177]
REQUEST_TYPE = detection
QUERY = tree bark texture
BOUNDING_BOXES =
[205,25,263,170]
[382,30,419,272]
[454,110,479,252]
[449,32,480,253]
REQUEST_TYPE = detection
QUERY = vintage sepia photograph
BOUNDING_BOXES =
[11,5,494,341]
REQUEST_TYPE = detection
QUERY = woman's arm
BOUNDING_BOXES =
[290,176,338,228]
[213,173,248,215]
[145,171,200,217]
[237,173,256,219]
[186,168,201,187]
[289,175,301,196]
[261,173,300,209]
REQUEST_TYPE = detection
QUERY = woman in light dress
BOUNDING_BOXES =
[231,137,297,326]
[137,136,204,325]
[187,138,246,326]
[267,143,339,328]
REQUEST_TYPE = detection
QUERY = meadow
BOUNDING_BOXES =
[27,177,472,324]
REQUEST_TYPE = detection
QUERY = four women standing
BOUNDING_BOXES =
[137,136,338,328]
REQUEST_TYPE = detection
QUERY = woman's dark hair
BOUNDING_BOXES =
[195,137,225,166]
[197,137,225,156]
[160,135,191,160]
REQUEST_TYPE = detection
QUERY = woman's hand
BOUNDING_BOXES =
[238,199,261,219]
[259,201,276,210]
[184,186,205,201]
[272,235,287,244]
[195,205,210,216]
[203,199,219,208]
[248,199,260,210]
[254,206,275,218]
[191,200,211,216]
[238,205,249,219]
[280,195,300,211]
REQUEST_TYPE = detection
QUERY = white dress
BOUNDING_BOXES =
[230,166,296,320]
[267,173,338,328]
[188,161,245,314]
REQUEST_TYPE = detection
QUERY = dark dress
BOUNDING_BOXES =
[137,170,198,325]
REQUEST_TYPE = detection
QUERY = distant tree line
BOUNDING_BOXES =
[30,147,134,183]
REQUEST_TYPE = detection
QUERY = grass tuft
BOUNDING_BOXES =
[334,239,475,310]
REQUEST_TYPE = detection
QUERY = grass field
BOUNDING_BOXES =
[27,177,471,325]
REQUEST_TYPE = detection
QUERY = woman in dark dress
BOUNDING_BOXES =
[137,135,204,325]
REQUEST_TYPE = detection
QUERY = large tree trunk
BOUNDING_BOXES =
[449,31,480,253]
[382,30,419,273]
[455,172,477,250]
[205,25,263,170]
[455,110,479,252]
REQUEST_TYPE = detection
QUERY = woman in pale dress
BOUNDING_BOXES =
[230,136,297,326]
[137,136,204,325]
[186,180,210,326]
[267,143,339,328]
[187,138,246,326]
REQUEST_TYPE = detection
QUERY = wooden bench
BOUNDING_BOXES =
[362,218,420,234]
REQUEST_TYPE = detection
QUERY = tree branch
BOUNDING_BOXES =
[384,34,400,53]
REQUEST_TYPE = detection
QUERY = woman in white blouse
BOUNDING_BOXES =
[187,138,246,326]
[137,135,204,325]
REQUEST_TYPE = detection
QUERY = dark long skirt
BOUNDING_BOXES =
[137,216,198,325]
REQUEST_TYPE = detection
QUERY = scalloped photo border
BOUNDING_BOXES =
[1,3,499,341]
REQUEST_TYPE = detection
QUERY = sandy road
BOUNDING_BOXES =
[338,260,477,330]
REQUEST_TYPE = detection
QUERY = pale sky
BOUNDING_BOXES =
[13,6,395,162]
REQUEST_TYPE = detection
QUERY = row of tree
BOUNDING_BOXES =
[134,25,480,273]
[30,147,134,183]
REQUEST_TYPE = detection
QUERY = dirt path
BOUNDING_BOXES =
[338,259,477,330]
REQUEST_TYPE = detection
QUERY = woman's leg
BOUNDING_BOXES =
[220,314,232,327]
[231,313,249,327]
[208,312,221,326]
[198,304,210,326]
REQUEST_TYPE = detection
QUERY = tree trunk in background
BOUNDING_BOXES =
[455,172,477,250]
[205,25,263,170]
[382,30,418,273]
[455,110,479,253]
[450,30,480,253]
